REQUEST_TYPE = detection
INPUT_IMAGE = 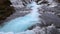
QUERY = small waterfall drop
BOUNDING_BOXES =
[0,0,41,33]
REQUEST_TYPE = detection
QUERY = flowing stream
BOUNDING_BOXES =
[0,0,41,33]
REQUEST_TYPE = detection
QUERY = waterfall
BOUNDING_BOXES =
[0,0,41,33]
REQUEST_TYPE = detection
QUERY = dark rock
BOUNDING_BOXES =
[0,0,14,24]
[56,0,60,3]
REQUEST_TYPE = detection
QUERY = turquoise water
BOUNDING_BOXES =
[0,2,40,33]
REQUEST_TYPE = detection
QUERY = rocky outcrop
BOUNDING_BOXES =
[0,0,14,21]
